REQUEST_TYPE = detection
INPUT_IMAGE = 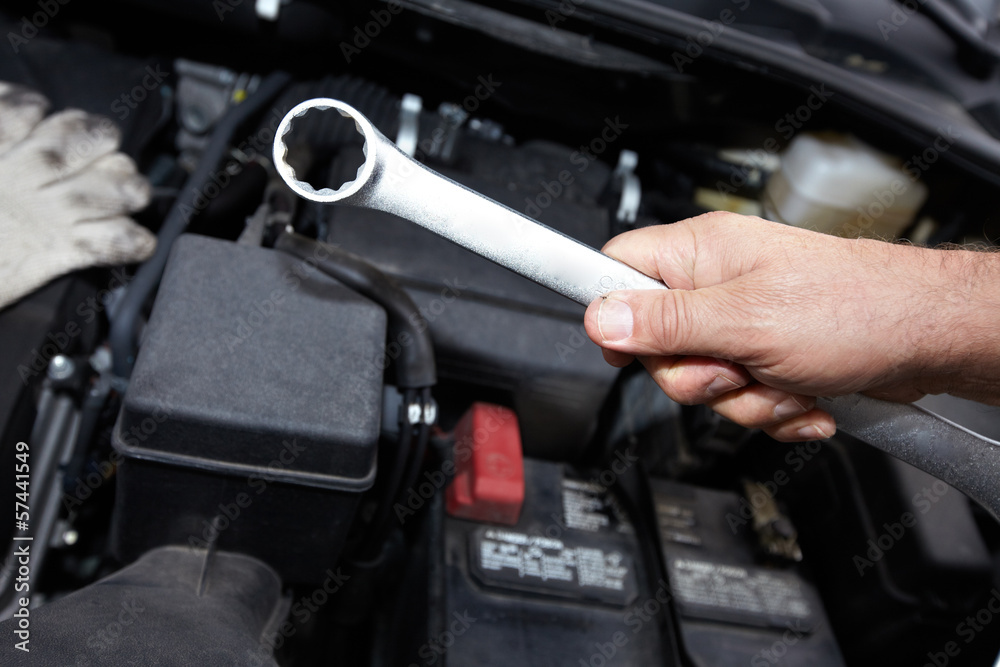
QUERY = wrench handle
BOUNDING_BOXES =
[819,394,1000,522]
[349,135,669,306]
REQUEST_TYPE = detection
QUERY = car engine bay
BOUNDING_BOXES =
[2,0,1000,665]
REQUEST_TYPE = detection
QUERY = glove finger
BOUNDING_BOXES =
[8,109,121,186]
[45,152,151,218]
[67,217,156,266]
[0,82,50,154]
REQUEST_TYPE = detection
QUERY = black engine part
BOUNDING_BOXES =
[111,234,386,582]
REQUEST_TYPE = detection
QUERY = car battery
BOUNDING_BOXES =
[441,456,669,666]
[651,479,845,666]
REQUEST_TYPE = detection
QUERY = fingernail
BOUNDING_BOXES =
[774,397,807,420]
[597,298,633,342]
[797,424,831,440]
[706,375,743,398]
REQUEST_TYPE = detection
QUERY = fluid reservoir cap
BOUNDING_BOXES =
[446,403,524,525]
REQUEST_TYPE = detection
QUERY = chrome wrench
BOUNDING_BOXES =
[273,98,668,304]
[273,98,1000,522]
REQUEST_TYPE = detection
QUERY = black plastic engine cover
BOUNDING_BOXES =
[112,234,386,582]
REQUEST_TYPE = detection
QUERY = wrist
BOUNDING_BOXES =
[907,244,1000,403]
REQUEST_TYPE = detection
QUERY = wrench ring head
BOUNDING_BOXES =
[273,98,377,203]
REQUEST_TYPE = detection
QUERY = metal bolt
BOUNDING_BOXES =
[407,402,422,425]
[423,400,438,426]
[48,355,75,381]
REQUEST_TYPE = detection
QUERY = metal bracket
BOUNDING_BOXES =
[613,149,641,224]
[396,94,423,157]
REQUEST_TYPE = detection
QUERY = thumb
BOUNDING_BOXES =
[584,286,747,360]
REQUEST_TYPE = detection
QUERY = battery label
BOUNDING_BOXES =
[667,557,815,630]
[470,528,637,606]
[561,478,633,534]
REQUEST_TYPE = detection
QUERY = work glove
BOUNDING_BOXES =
[0,82,155,309]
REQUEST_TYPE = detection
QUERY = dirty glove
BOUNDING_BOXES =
[0,82,155,309]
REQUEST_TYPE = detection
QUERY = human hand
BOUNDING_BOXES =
[584,212,1000,442]
[0,82,155,310]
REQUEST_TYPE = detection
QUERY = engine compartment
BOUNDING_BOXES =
[2,0,1000,664]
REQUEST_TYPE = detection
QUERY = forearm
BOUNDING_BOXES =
[908,244,1000,404]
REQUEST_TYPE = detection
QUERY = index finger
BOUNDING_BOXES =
[602,212,777,290]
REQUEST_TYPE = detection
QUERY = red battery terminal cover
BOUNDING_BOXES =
[446,403,525,525]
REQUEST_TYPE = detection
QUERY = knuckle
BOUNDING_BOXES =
[646,292,688,354]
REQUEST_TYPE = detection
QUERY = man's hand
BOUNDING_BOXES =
[584,212,1000,442]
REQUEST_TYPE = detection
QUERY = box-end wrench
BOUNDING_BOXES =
[273,98,1000,522]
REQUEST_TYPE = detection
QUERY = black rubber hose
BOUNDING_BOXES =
[392,387,433,512]
[110,71,292,378]
[353,388,418,562]
[272,231,437,389]
[356,388,433,562]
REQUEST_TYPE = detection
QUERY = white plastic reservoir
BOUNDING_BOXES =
[762,133,928,239]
